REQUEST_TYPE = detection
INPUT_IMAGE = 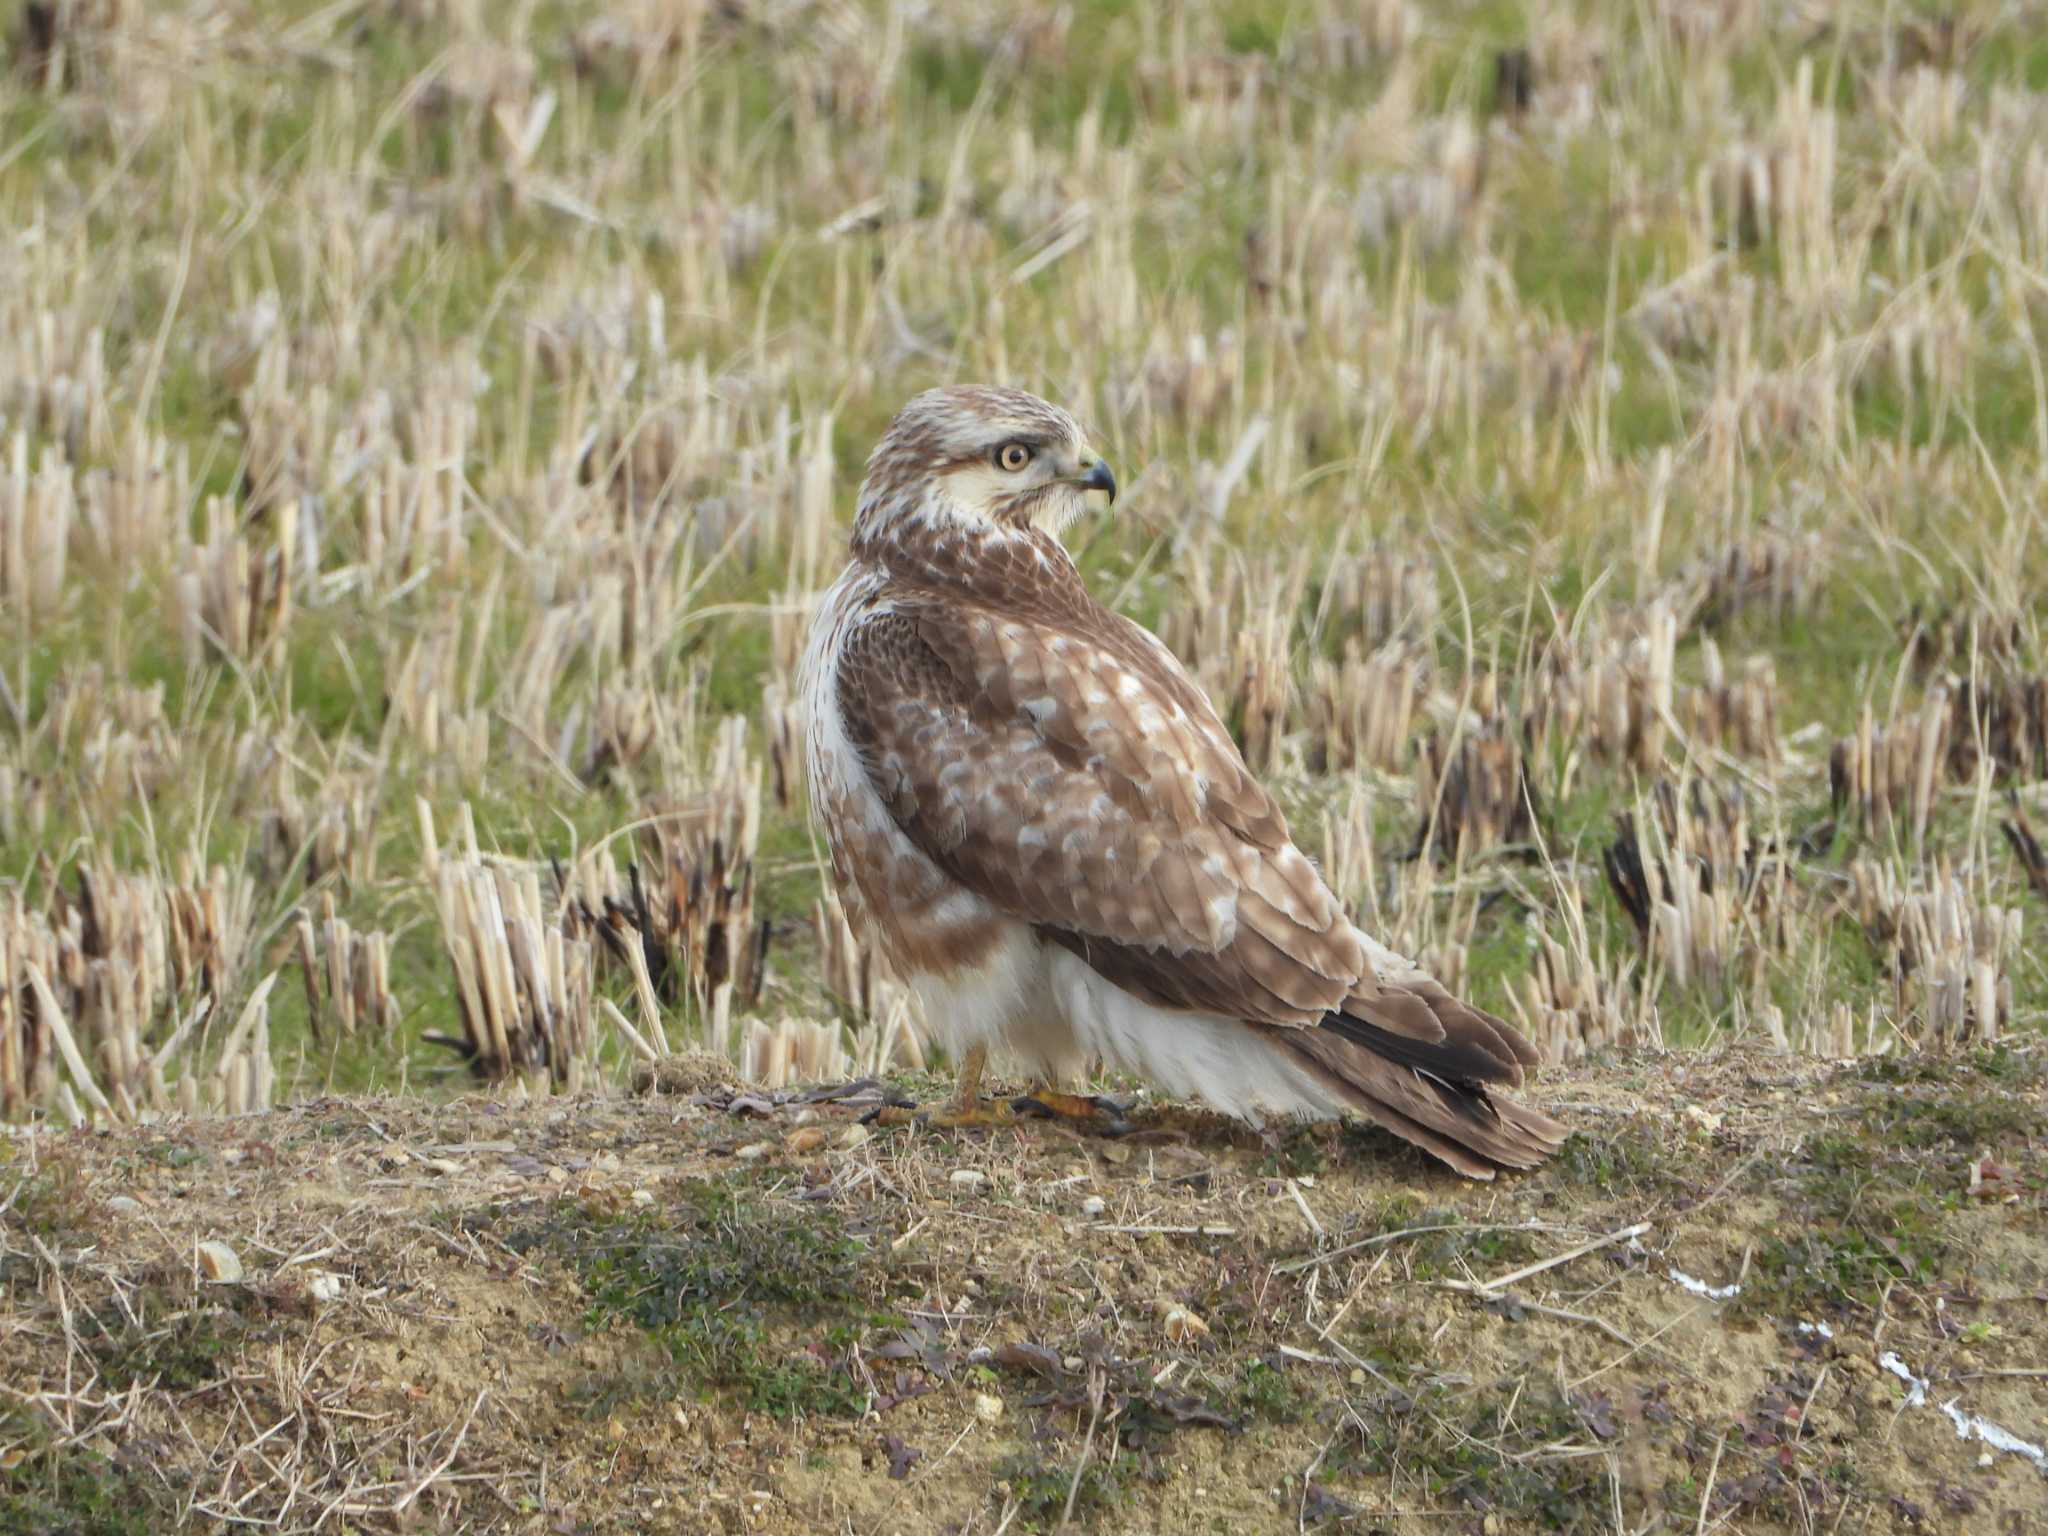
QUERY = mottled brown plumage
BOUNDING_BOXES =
[802,385,1564,1177]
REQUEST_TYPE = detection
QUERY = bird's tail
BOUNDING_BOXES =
[1281,983,1566,1180]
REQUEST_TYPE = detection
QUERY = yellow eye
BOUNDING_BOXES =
[994,441,1034,472]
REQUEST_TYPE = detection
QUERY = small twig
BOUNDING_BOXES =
[1283,1180,1324,1238]
[1437,1289,1642,1351]
[1569,1303,1704,1389]
[1275,1344,1342,1367]
[1463,1221,1651,1295]
[1695,1431,1726,1534]
[1957,1368,2048,1380]
[1058,1370,1105,1531]
[1274,1221,1572,1275]
[391,1388,486,1514]
[1792,1366,1828,1442]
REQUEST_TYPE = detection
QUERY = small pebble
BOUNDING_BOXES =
[106,1195,142,1216]
[307,1271,345,1303]
[1080,1195,1105,1218]
[834,1125,871,1150]
[949,1169,985,1190]
[630,1189,655,1207]
[1160,1302,1210,1344]
[196,1240,243,1283]
[736,1141,775,1161]
[786,1127,828,1154]
[973,1393,1004,1423]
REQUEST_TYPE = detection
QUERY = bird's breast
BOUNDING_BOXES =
[801,564,1010,983]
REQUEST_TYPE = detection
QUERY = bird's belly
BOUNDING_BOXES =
[1045,949,1348,1124]
[900,921,1084,1081]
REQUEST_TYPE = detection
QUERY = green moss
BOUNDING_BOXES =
[991,1448,1138,1530]
[1237,1357,1311,1424]
[87,1304,246,1393]
[1331,1378,1616,1530]
[1735,1125,1970,1318]
[507,1178,883,1419]
[1552,1117,1695,1199]
[0,1161,95,1253]
[0,1424,165,1536]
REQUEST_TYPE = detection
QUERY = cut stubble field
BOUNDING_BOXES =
[2,0,2047,1530]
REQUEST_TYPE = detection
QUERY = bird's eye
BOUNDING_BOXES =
[994,441,1034,473]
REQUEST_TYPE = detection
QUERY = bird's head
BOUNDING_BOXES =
[852,385,1116,554]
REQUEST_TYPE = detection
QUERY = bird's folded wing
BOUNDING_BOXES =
[835,593,1431,1033]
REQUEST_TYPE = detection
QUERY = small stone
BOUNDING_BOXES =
[307,1271,345,1303]
[630,1189,656,1207]
[834,1125,871,1150]
[791,1108,819,1127]
[106,1195,142,1216]
[1348,1368,1367,1386]
[735,1141,775,1161]
[1483,1516,1503,1536]
[1080,1195,1105,1218]
[973,1393,1004,1423]
[424,1157,464,1176]
[786,1127,828,1154]
[546,1165,570,1185]
[950,1169,985,1190]
[1063,1356,1085,1372]
[196,1240,243,1283]
[1160,1302,1210,1344]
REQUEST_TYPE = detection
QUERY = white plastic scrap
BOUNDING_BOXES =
[1879,1352,1929,1408]
[1667,1267,1741,1300]
[1628,1235,1742,1301]
[1878,1351,2046,1472]
[1940,1401,2048,1472]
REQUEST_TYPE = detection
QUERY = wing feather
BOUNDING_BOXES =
[836,589,1379,1029]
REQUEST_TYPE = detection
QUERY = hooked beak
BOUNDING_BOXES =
[1075,456,1117,504]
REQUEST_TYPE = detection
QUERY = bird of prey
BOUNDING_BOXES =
[801,385,1564,1177]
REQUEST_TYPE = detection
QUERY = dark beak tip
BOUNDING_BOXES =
[1083,460,1118,503]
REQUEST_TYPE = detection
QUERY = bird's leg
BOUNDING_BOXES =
[1011,1084,1135,1136]
[866,1044,1020,1130]
[951,1043,989,1116]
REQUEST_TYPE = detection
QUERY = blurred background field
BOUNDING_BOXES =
[3,0,2048,1115]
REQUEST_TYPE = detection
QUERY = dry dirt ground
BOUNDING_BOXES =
[4,1047,2045,1535]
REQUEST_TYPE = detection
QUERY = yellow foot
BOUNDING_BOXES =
[863,1097,1022,1131]
[1011,1089,1135,1136]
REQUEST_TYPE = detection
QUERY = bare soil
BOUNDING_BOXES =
[4,1047,2045,1534]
